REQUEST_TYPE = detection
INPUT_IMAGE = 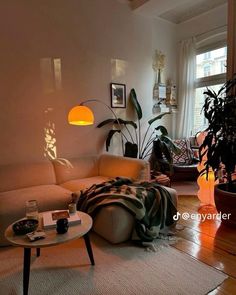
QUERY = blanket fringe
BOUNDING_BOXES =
[143,233,182,252]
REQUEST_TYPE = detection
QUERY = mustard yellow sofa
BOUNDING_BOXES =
[0,154,176,246]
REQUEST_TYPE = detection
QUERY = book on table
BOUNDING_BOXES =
[43,210,81,229]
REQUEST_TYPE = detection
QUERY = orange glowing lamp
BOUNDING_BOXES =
[196,131,218,211]
[68,105,94,126]
[197,164,216,207]
[67,99,124,154]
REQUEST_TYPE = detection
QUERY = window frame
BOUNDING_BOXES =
[193,42,227,133]
[195,42,227,89]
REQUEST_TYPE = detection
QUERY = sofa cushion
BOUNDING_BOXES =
[60,176,110,192]
[0,184,71,246]
[98,154,150,181]
[0,162,56,193]
[52,156,99,184]
[0,184,71,217]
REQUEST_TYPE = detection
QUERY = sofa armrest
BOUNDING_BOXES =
[98,154,150,182]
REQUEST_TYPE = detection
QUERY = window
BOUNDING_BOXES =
[203,64,211,77]
[220,60,226,73]
[193,46,227,134]
[203,51,211,60]
[196,46,227,79]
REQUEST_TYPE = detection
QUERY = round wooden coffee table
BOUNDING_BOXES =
[5,211,95,295]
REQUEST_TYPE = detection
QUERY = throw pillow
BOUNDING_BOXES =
[172,139,193,165]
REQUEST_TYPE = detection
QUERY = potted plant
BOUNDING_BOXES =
[199,76,236,226]
[97,89,180,170]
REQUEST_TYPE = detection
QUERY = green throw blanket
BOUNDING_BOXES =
[74,177,177,243]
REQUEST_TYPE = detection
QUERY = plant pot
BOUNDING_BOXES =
[214,183,236,227]
[124,142,138,158]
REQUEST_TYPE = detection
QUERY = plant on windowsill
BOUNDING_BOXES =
[97,89,180,172]
[199,75,236,226]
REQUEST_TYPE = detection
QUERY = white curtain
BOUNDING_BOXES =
[176,37,196,139]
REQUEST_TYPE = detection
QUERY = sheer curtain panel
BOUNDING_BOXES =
[177,37,196,138]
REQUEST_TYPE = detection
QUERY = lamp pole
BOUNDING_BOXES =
[80,99,125,155]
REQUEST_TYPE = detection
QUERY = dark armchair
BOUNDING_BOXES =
[170,138,199,181]
[149,138,199,182]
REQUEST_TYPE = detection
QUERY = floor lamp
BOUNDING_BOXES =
[67,99,124,155]
[197,132,217,213]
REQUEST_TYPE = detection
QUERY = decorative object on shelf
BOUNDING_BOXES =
[166,79,177,108]
[110,83,126,108]
[153,103,170,114]
[56,218,69,234]
[152,50,166,110]
[199,76,236,226]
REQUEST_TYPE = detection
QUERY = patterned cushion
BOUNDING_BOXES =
[172,139,193,165]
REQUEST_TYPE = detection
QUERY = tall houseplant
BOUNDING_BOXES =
[97,89,180,166]
[199,76,236,226]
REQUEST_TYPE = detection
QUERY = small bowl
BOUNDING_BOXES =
[12,219,39,235]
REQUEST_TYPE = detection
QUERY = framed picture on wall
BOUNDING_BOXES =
[110,83,126,108]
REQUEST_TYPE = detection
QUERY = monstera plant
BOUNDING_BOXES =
[97,89,180,169]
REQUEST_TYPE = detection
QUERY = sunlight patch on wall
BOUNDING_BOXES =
[44,108,57,160]
[111,58,128,81]
[54,58,62,90]
[40,58,62,93]
[44,108,73,168]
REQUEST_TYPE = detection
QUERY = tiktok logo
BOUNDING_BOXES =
[173,212,181,221]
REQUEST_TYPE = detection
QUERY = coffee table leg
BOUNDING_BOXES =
[83,233,95,265]
[23,248,31,295]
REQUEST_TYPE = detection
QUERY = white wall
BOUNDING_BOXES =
[152,17,177,136]
[0,0,177,165]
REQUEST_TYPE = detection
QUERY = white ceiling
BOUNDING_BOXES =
[128,0,227,24]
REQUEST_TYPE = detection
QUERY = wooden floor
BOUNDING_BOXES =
[172,193,236,295]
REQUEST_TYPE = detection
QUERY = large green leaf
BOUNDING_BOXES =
[148,112,170,125]
[105,130,121,151]
[97,119,117,128]
[97,118,137,129]
[161,135,181,154]
[155,125,168,136]
[118,118,137,129]
[161,141,173,164]
[130,89,142,120]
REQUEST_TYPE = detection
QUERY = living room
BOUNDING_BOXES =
[0,0,235,294]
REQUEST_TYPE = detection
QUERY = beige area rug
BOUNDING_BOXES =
[0,234,227,295]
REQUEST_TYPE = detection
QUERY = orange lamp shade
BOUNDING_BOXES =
[68,106,94,126]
